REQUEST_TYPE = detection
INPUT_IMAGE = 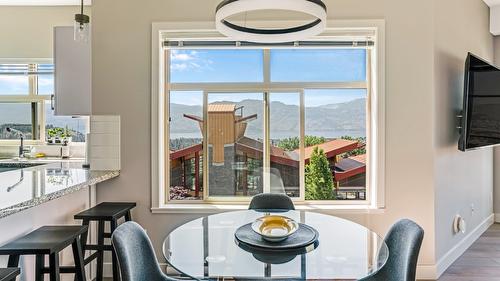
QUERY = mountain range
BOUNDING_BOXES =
[170,98,366,138]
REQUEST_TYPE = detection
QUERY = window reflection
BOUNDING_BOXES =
[207,93,264,198]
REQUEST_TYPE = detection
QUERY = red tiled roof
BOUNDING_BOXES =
[170,144,203,160]
[298,139,359,161]
[350,154,366,164]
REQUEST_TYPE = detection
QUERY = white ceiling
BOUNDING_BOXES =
[0,0,90,5]
[483,0,500,7]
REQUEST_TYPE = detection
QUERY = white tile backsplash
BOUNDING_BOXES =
[90,121,121,134]
[90,145,120,159]
[89,133,120,146]
[89,115,121,171]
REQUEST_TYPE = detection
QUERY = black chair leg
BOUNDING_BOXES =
[125,210,132,222]
[35,254,45,281]
[110,219,120,281]
[74,219,89,281]
[49,253,60,281]
[80,219,90,254]
[7,254,19,267]
[96,220,105,281]
[72,237,87,281]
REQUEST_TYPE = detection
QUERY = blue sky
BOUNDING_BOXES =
[169,48,367,106]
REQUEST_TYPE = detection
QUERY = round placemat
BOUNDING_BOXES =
[234,223,319,250]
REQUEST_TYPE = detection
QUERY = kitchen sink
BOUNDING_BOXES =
[0,162,45,173]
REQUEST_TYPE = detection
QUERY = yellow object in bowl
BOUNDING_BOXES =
[251,215,299,242]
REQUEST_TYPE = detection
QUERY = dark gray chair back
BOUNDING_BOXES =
[111,221,179,281]
[360,219,424,281]
[249,193,295,211]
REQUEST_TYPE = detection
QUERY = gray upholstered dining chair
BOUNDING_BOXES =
[112,221,187,281]
[248,193,295,211]
[359,219,424,281]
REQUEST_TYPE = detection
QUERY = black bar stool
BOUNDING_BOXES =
[0,226,88,281]
[74,202,136,281]
[0,268,20,281]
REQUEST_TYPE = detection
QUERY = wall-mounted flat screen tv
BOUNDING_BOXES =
[459,53,500,151]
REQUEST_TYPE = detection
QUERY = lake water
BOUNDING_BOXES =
[170,130,366,140]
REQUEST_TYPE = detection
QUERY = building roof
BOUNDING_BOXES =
[335,156,365,172]
[170,143,203,160]
[208,104,236,113]
[236,137,299,167]
[334,154,366,181]
[299,139,359,161]
[350,154,366,164]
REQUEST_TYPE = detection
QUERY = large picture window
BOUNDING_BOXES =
[164,43,375,204]
[152,20,388,208]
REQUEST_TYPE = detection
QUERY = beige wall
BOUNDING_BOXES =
[2,1,491,278]
[0,6,89,58]
[91,0,439,273]
[433,0,494,263]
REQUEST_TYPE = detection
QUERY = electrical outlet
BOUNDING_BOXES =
[471,203,475,214]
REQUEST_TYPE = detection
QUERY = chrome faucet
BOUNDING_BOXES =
[5,127,31,158]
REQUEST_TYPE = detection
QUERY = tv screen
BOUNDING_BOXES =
[459,53,500,151]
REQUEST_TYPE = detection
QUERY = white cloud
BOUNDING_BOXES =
[171,50,199,62]
[170,50,213,72]
[171,63,189,71]
[0,76,29,94]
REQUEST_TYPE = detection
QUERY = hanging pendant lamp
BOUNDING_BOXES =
[215,0,327,43]
[74,0,90,42]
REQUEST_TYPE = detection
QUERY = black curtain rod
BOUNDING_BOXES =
[163,40,375,48]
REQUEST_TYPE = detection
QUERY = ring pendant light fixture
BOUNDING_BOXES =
[215,0,328,43]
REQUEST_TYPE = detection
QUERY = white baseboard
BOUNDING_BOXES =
[416,264,438,280]
[416,213,494,280]
[104,215,495,280]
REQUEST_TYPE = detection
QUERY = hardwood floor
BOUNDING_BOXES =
[104,224,500,281]
[437,223,500,281]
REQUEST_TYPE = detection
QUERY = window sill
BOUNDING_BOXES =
[151,203,385,215]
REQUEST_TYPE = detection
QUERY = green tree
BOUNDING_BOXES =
[277,135,326,151]
[305,146,335,200]
[340,135,366,156]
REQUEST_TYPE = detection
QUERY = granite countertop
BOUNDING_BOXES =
[0,159,119,219]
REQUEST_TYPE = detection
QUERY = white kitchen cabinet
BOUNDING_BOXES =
[53,26,91,116]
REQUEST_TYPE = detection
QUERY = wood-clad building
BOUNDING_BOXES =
[171,103,366,199]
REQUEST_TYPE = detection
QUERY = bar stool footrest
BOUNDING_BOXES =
[84,252,100,265]
[85,245,113,251]
[41,266,76,274]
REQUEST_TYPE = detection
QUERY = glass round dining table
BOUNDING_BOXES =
[162,210,388,280]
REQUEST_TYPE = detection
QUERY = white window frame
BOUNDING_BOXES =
[151,20,386,213]
[0,59,53,145]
